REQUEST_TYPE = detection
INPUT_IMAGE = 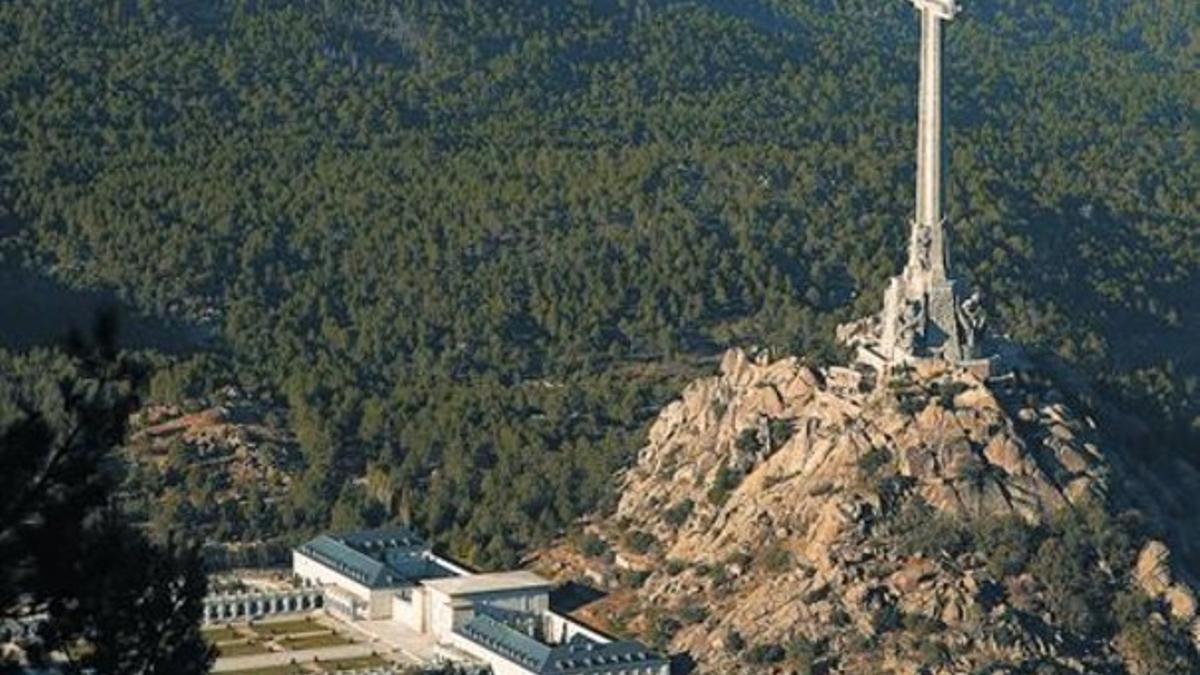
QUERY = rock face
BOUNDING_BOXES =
[564,349,1199,673]
[1137,541,1198,623]
[619,349,1107,564]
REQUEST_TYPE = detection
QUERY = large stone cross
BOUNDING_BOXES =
[836,0,994,377]
[908,0,959,286]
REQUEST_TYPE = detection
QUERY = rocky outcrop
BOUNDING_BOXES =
[617,349,1108,563]
[1137,541,1198,623]
[552,349,1198,673]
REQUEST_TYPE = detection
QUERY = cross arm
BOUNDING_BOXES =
[910,0,961,21]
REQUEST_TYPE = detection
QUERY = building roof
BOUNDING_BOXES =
[544,635,667,675]
[457,610,552,671]
[296,526,455,589]
[298,534,395,588]
[455,608,666,675]
[421,570,551,597]
[338,526,426,552]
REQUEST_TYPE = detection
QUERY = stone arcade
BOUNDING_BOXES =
[202,586,324,624]
[839,0,994,379]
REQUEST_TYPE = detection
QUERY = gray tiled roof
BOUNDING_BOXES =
[455,608,667,674]
[458,610,552,670]
[297,527,454,589]
[299,534,394,587]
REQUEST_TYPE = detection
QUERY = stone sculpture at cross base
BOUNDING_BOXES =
[838,0,994,381]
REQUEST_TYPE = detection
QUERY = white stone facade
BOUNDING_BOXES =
[292,549,393,620]
[273,528,667,675]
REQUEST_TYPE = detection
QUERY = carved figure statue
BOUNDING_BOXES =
[916,226,933,272]
[896,299,924,352]
[958,291,985,350]
[962,291,984,330]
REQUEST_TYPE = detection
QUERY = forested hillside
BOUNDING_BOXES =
[0,0,1195,566]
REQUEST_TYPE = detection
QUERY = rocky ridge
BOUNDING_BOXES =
[542,349,1200,673]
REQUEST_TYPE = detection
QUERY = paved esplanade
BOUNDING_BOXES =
[845,0,989,374]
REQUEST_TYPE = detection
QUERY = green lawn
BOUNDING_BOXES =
[318,655,390,671]
[216,640,272,658]
[202,626,243,643]
[252,618,321,637]
[279,633,354,650]
[222,666,308,675]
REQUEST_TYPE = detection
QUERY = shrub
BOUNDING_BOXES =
[649,615,681,647]
[678,604,708,625]
[843,630,874,655]
[1028,535,1110,638]
[786,636,819,673]
[608,608,634,635]
[619,569,651,588]
[724,630,745,653]
[623,530,657,555]
[665,559,687,576]
[725,550,753,569]
[917,638,949,667]
[901,611,944,636]
[877,475,916,514]
[578,532,610,559]
[802,585,830,604]
[1083,507,1143,574]
[1113,591,1200,674]
[736,428,761,454]
[898,395,927,415]
[857,447,892,476]
[711,400,728,419]
[975,515,1035,578]
[929,380,969,408]
[975,579,1007,613]
[759,543,793,573]
[663,498,694,527]
[768,418,794,450]
[705,564,729,587]
[707,464,743,506]
[744,643,786,664]
[894,504,973,558]
[872,605,903,635]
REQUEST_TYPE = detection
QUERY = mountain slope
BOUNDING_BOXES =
[541,350,1200,673]
[1,0,1196,566]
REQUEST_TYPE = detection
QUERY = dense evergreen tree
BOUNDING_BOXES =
[0,0,1194,565]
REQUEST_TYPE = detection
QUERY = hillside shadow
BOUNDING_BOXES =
[0,264,213,355]
[550,580,607,614]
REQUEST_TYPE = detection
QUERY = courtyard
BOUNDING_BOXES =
[205,615,407,674]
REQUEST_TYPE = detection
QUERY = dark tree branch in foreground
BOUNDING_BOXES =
[0,317,213,674]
